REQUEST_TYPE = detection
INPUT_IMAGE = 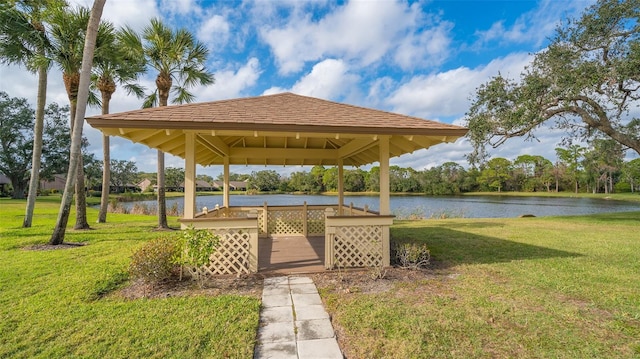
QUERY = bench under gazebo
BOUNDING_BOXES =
[87,92,467,274]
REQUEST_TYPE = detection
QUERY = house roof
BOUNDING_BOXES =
[87,92,467,167]
[0,174,10,185]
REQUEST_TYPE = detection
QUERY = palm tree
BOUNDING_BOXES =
[49,5,104,230]
[0,0,64,228]
[49,0,106,245]
[120,18,214,229]
[92,25,146,223]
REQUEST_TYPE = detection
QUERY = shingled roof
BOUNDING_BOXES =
[87,92,467,167]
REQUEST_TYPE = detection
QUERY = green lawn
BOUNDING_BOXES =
[0,198,260,358]
[319,212,640,358]
[463,190,640,203]
[2,197,639,358]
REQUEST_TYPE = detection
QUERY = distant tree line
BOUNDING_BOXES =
[242,140,640,195]
[1,94,639,198]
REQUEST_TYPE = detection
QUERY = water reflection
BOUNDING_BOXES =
[116,194,640,218]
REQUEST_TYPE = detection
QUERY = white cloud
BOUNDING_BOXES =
[159,0,199,16]
[386,52,533,119]
[263,59,359,101]
[260,1,453,74]
[69,0,159,31]
[394,17,453,70]
[474,0,593,48]
[196,57,262,101]
[197,15,230,48]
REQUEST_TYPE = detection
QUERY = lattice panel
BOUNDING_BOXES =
[258,211,265,235]
[333,225,383,268]
[196,229,251,275]
[307,209,325,234]
[267,210,304,235]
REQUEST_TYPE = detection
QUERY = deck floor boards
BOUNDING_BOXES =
[258,235,325,274]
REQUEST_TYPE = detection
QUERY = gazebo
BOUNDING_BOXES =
[87,92,467,274]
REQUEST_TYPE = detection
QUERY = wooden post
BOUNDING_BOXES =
[338,158,344,215]
[379,135,391,267]
[223,156,230,208]
[379,135,391,215]
[262,201,268,235]
[303,201,308,236]
[248,209,259,272]
[184,132,196,219]
[324,208,335,269]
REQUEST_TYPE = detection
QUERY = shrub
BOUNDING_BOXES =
[392,241,431,269]
[176,226,219,287]
[129,236,180,284]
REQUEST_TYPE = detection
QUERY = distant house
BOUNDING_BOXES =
[229,180,248,191]
[138,178,153,192]
[197,180,216,191]
[40,174,66,192]
[0,174,10,194]
[212,180,247,191]
[211,181,224,190]
[179,180,217,191]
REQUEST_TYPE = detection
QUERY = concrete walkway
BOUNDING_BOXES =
[254,276,343,359]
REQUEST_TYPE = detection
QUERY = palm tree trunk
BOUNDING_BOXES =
[156,78,170,229]
[157,149,168,228]
[68,98,90,230]
[23,64,48,228]
[50,0,105,244]
[74,154,90,229]
[98,134,110,222]
[97,89,112,223]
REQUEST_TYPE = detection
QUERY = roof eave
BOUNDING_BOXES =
[86,119,468,137]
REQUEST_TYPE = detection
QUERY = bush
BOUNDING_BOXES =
[614,182,632,193]
[176,226,219,287]
[129,236,180,284]
[391,240,431,269]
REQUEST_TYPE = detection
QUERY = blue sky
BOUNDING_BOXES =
[4,0,621,178]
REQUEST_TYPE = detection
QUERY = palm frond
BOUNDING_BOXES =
[123,83,146,99]
[172,86,195,104]
[142,91,158,108]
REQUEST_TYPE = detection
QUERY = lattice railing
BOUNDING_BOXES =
[179,217,259,275]
[325,210,394,269]
[193,228,252,275]
[267,209,304,235]
[307,209,326,235]
[333,225,383,267]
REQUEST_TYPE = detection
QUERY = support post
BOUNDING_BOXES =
[184,132,196,219]
[223,157,230,208]
[379,135,391,215]
[248,209,259,272]
[338,158,344,215]
[303,201,308,236]
[262,201,268,235]
[324,208,336,269]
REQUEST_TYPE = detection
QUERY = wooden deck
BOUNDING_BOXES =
[258,235,326,274]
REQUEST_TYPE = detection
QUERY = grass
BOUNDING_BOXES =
[319,212,640,358]
[0,198,260,358]
[2,196,639,358]
[463,190,640,203]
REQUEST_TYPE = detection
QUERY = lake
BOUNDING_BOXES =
[118,194,640,218]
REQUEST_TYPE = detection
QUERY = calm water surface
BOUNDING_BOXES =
[121,194,640,218]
